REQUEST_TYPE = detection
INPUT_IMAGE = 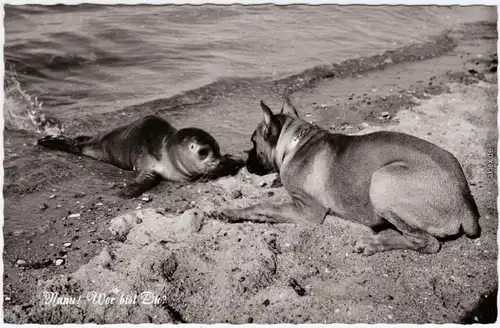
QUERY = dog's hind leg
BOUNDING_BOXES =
[354,211,441,256]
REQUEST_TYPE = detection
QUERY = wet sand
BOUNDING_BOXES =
[3,21,498,324]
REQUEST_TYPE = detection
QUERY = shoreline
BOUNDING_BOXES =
[54,29,460,136]
[3,21,498,323]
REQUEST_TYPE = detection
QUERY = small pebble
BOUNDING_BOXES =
[68,213,81,219]
[95,203,103,206]
[13,230,26,236]
[136,218,143,224]
[49,194,56,199]
[230,190,243,199]
[38,203,49,210]
[141,196,152,202]
[56,204,62,208]
[289,278,306,296]
[267,191,274,197]
[54,259,65,266]
[63,242,72,248]
[380,111,391,119]
[16,259,27,266]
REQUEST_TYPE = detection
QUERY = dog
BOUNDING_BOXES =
[221,96,480,255]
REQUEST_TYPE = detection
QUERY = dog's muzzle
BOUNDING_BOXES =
[245,148,274,176]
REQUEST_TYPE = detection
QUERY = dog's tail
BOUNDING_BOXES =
[37,135,91,155]
[461,193,481,239]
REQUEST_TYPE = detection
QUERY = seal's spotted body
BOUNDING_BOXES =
[38,115,231,198]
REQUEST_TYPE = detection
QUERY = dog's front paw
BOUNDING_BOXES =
[221,208,246,221]
[353,235,380,256]
[210,208,247,223]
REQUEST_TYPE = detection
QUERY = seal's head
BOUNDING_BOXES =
[171,128,222,176]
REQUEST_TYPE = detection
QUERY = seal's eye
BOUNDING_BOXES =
[198,148,209,159]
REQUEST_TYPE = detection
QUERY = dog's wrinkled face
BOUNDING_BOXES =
[246,121,277,175]
[246,97,299,175]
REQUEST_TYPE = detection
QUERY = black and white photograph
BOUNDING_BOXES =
[2,1,498,324]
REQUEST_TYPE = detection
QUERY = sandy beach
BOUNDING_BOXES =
[3,20,498,324]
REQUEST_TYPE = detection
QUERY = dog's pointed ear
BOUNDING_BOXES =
[280,95,299,118]
[260,100,273,126]
[260,101,280,144]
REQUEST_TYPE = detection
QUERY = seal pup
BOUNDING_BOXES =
[221,96,480,255]
[38,115,241,198]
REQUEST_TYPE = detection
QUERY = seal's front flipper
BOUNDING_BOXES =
[119,171,160,198]
[37,135,91,155]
